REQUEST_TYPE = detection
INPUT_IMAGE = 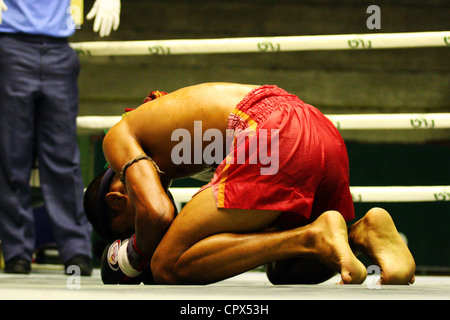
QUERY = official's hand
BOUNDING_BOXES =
[0,0,8,25]
[86,0,120,37]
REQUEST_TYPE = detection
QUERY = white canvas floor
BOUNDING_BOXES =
[0,265,448,300]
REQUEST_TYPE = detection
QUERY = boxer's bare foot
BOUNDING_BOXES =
[310,211,367,284]
[348,208,415,285]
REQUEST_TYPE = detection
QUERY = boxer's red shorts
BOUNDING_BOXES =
[203,85,354,228]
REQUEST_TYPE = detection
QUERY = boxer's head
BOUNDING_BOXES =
[84,168,178,242]
[84,168,135,242]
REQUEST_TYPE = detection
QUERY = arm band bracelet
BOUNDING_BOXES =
[120,154,164,187]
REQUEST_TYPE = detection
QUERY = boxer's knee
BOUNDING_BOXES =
[151,250,182,285]
[366,207,389,216]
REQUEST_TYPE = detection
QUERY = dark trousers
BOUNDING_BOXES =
[0,33,91,263]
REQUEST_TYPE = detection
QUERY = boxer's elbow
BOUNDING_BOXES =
[155,197,175,227]
[134,203,174,255]
[136,200,174,232]
[154,205,175,232]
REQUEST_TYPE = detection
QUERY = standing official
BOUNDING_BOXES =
[0,0,121,274]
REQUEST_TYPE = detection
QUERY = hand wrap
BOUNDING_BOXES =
[118,234,151,278]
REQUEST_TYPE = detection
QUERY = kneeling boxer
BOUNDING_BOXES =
[84,83,415,285]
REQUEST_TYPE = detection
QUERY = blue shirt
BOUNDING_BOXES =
[0,0,75,37]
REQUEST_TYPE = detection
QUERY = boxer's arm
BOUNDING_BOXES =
[103,121,175,256]
[123,158,174,256]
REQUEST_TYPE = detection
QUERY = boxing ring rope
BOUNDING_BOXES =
[77,113,450,132]
[168,186,450,212]
[74,31,449,207]
[70,31,450,56]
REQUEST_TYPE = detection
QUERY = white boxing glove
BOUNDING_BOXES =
[117,234,151,278]
[86,0,121,37]
[0,0,8,25]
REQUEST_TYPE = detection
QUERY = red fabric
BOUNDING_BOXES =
[206,85,354,228]
[143,90,168,103]
[124,91,169,114]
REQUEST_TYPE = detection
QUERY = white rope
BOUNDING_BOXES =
[76,113,450,132]
[350,186,450,203]
[70,31,450,56]
[169,186,450,211]
[77,116,121,131]
[326,113,450,130]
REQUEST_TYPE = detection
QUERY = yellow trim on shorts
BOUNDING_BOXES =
[217,108,258,207]
[231,108,258,130]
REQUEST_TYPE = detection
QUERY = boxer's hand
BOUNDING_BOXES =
[86,0,120,37]
[101,240,141,284]
[101,240,155,285]
[0,0,8,25]
[118,234,151,277]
